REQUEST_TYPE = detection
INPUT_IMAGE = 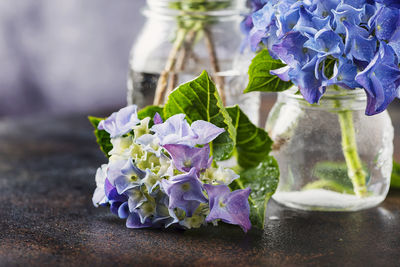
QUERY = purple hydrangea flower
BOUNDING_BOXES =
[355,43,400,115]
[163,144,212,174]
[204,184,251,232]
[150,114,224,146]
[107,158,146,194]
[161,168,207,217]
[98,105,140,138]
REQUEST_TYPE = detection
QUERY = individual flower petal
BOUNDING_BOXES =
[126,211,152,228]
[161,168,208,217]
[388,29,400,59]
[118,202,130,219]
[133,117,151,139]
[141,169,163,194]
[293,6,331,36]
[164,144,211,174]
[272,31,314,68]
[92,164,109,207]
[304,29,344,57]
[332,4,363,34]
[153,112,163,125]
[343,21,377,62]
[108,136,134,159]
[126,188,147,211]
[270,66,291,82]
[374,6,400,41]
[288,57,326,104]
[98,105,140,138]
[136,201,156,224]
[190,121,225,145]
[325,58,361,89]
[375,0,400,9]
[202,166,240,185]
[355,43,400,115]
[204,184,252,233]
[135,134,162,157]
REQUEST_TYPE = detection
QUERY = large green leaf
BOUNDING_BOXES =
[391,161,400,189]
[163,71,236,161]
[244,49,293,93]
[88,116,112,157]
[226,105,272,168]
[231,156,279,229]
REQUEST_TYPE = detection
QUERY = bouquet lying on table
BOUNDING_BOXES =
[89,71,279,232]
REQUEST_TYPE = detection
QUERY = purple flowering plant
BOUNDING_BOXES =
[242,0,400,197]
[89,71,279,232]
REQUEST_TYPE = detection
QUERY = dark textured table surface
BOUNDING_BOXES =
[1,108,400,266]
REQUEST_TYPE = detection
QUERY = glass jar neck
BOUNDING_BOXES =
[146,0,247,16]
[279,86,368,112]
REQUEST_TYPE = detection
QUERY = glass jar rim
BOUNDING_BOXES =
[279,86,368,112]
[145,0,248,16]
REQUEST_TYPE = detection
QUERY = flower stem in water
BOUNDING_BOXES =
[338,110,368,197]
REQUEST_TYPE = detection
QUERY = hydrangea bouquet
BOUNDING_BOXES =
[241,0,400,197]
[90,71,279,232]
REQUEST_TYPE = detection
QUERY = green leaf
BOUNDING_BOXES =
[88,116,112,158]
[138,105,164,128]
[244,49,293,93]
[164,70,236,161]
[231,156,279,229]
[391,161,400,189]
[226,105,273,168]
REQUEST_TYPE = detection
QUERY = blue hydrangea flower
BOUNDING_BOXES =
[304,29,344,58]
[98,105,140,138]
[288,57,326,103]
[204,184,251,232]
[332,4,363,34]
[161,168,208,217]
[343,21,377,62]
[163,144,212,174]
[244,0,400,115]
[326,58,361,89]
[292,6,331,36]
[373,6,400,41]
[355,43,400,115]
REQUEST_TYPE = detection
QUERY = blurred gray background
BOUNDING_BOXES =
[0,0,146,117]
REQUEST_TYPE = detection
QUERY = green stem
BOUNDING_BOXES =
[338,110,368,197]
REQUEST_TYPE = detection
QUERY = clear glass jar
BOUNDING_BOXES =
[127,0,260,124]
[266,87,394,211]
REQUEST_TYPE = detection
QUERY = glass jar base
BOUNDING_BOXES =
[272,189,385,212]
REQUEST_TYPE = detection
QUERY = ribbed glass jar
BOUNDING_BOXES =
[266,88,394,211]
[127,0,259,124]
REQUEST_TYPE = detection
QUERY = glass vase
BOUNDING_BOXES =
[266,87,394,211]
[127,0,260,124]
